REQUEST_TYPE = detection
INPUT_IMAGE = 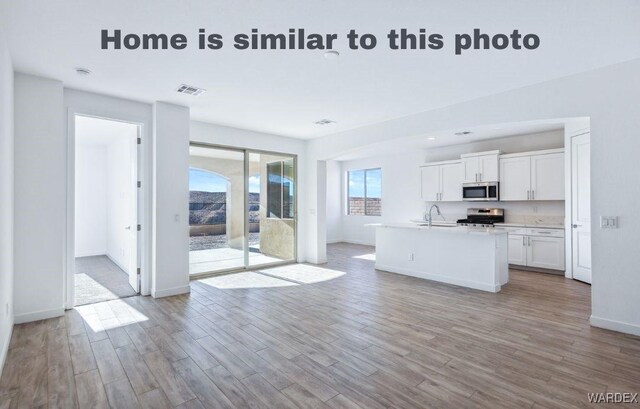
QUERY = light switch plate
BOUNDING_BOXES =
[600,216,618,228]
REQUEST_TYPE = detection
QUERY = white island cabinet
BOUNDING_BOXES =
[373,224,509,292]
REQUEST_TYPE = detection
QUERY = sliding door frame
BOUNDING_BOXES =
[188,142,298,279]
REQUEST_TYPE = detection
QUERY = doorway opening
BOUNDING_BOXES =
[73,115,140,306]
[188,144,297,276]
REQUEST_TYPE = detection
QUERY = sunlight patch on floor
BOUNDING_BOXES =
[352,252,376,261]
[75,299,149,332]
[199,271,299,289]
[259,264,345,284]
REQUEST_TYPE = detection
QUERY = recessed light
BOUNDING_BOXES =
[75,67,92,76]
[314,119,336,125]
[427,137,437,140]
[455,131,472,136]
[324,50,340,59]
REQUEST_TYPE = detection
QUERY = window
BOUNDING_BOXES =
[267,159,295,219]
[347,168,381,216]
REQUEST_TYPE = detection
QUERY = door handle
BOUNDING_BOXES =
[572,224,581,228]
[125,226,131,230]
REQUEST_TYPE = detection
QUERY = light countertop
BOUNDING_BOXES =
[367,222,507,236]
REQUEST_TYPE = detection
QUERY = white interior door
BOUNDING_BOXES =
[571,133,591,283]
[127,129,139,292]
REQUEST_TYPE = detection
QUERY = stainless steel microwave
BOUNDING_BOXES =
[462,182,499,201]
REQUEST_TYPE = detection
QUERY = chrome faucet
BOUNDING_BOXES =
[425,204,442,227]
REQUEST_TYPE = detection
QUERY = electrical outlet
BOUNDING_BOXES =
[408,253,414,261]
[600,216,618,228]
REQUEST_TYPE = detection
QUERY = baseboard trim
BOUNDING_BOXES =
[0,319,14,379]
[590,315,640,336]
[75,250,107,258]
[14,307,65,324]
[376,263,501,293]
[329,239,375,247]
[152,285,191,299]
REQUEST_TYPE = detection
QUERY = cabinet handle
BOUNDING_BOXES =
[527,190,530,200]
[475,173,478,182]
[479,172,482,182]
[528,237,531,246]
[531,190,535,200]
[522,236,525,246]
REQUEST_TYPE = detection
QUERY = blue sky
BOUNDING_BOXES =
[189,168,260,193]
[349,169,381,198]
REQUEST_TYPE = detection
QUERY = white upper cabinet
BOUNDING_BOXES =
[440,162,463,201]
[500,149,564,201]
[500,156,531,200]
[530,152,564,200]
[420,161,463,202]
[461,151,499,183]
[420,165,440,202]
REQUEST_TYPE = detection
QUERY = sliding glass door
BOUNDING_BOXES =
[247,152,296,268]
[188,144,296,276]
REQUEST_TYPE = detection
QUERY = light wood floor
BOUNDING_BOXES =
[1,243,639,408]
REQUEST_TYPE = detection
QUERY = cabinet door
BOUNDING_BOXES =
[439,163,463,201]
[530,152,564,200]
[499,156,531,201]
[462,157,479,183]
[420,166,440,201]
[527,236,565,270]
[508,234,527,265]
[478,154,499,182]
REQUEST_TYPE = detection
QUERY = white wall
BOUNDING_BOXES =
[13,73,65,323]
[152,102,190,297]
[190,121,309,262]
[308,58,640,336]
[75,145,108,257]
[325,160,342,243]
[338,151,426,245]
[107,133,136,272]
[0,27,14,376]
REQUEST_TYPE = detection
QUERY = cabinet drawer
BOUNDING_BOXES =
[527,228,564,238]
[502,227,528,235]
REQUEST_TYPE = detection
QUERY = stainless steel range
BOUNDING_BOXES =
[456,208,504,227]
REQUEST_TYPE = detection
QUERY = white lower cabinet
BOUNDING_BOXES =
[508,235,528,265]
[527,236,565,270]
[507,229,565,271]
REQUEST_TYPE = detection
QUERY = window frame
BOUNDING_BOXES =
[266,158,295,220]
[347,167,382,216]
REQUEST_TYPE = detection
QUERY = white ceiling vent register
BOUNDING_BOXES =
[314,119,336,125]
[176,84,206,96]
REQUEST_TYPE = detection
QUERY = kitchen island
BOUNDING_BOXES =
[372,223,509,292]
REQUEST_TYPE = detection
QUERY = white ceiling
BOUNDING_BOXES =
[332,119,567,161]
[3,1,639,139]
[75,115,138,146]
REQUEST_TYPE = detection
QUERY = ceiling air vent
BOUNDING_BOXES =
[314,119,336,125]
[176,84,206,96]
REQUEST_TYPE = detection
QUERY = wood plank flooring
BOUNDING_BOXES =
[1,242,639,408]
